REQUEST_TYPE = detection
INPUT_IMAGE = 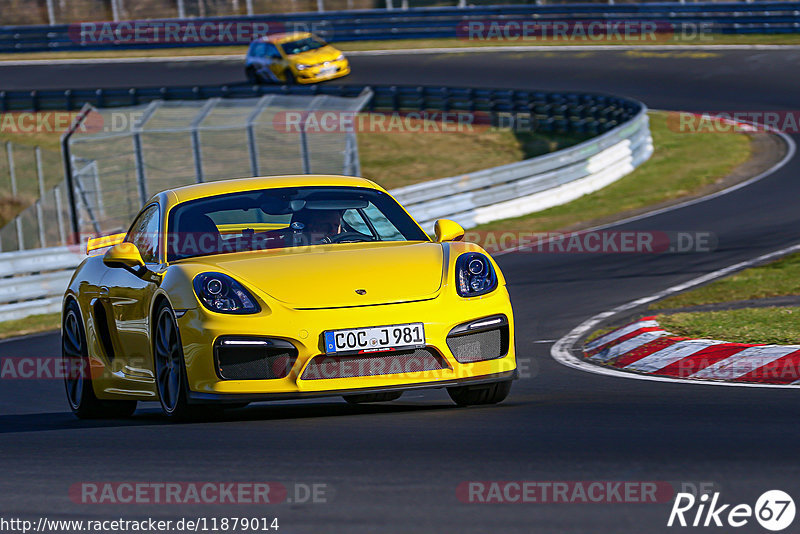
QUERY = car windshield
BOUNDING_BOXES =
[167,186,429,261]
[280,36,325,56]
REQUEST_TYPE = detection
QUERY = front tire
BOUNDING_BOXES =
[447,380,512,407]
[283,68,296,85]
[245,66,259,84]
[153,301,196,420]
[62,301,136,419]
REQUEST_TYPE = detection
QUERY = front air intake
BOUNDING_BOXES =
[446,315,510,363]
[214,337,297,380]
[301,348,447,380]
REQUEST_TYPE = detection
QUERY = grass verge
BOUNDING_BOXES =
[358,118,587,190]
[0,312,61,340]
[474,111,752,233]
[656,307,800,345]
[3,34,800,62]
[651,252,800,310]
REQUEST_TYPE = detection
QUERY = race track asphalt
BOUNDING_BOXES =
[1,49,800,533]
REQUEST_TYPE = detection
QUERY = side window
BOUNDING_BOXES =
[342,204,405,241]
[250,41,266,58]
[364,204,404,240]
[265,43,281,59]
[126,205,160,264]
[342,209,371,235]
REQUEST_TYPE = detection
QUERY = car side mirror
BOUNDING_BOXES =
[103,243,145,270]
[434,219,465,243]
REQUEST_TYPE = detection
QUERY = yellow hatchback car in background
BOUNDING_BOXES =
[63,175,516,420]
[245,32,350,84]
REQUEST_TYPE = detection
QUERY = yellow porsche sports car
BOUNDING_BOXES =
[62,175,516,419]
[245,32,350,85]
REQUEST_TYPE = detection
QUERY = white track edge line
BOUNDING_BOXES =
[496,122,796,255]
[551,241,800,389]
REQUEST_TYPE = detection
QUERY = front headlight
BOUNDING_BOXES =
[193,272,260,314]
[455,253,498,297]
[295,64,308,70]
[335,54,345,61]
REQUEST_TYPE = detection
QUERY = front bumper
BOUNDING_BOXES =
[188,370,517,404]
[294,60,350,84]
[177,287,516,402]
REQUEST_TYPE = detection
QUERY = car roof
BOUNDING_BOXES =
[166,174,384,206]
[256,32,315,45]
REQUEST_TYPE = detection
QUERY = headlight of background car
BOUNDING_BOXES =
[193,273,260,314]
[455,253,498,297]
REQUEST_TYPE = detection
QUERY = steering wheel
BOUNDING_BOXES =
[322,231,375,244]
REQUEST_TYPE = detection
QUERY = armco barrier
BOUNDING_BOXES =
[2,2,800,53]
[0,247,84,322]
[394,107,651,230]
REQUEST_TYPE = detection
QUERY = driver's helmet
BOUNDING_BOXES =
[291,209,343,239]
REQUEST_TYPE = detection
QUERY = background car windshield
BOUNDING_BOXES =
[167,186,428,261]
[280,37,325,55]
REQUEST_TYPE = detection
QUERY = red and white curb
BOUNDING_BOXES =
[584,317,800,385]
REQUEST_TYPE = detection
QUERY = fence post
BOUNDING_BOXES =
[177,0,186,18]
[61,104,94,244]
[54,185,67,246]
[6,143,23,250]
[386,0,394,10]
[131,100,162,204]
[132,133,148,204]
[317,0,325,12]
[299,126,311,174]
[46,0,56,24]
[401,0,408,9]
[35,146,47,248]
[111,0,121,21]
[190,98,218,184]
[246,95,275,177]
[344,130,361,177]
[246,0,254,16]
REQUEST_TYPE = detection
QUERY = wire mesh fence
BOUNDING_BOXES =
[0,142,65,253]
[0,90,370,251]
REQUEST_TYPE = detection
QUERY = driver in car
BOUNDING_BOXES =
[293,209,344,244]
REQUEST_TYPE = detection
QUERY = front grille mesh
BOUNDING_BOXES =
[301,348,446,380]
[447,327,507,363]
[216,344,296,380]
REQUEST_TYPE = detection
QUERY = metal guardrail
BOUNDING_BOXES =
[0,246,83,322]
[2,2,800,53]
[396,107,652,230]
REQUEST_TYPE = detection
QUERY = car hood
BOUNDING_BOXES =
[194,241,444,309]
[290,45,342,65]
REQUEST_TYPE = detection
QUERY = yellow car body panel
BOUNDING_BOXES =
[64,175,516,405]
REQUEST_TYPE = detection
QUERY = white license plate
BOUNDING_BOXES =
[319,66,337,76]
[324,323,425,354]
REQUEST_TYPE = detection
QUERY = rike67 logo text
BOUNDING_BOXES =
[668,490,795,531]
